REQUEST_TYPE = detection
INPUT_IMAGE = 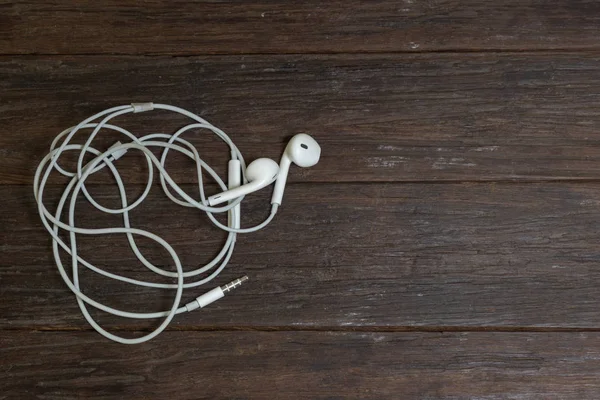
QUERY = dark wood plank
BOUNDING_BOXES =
[5,182,600,329]
[5,53,600,185]
[3,1,600,55]
[3,330,600,399]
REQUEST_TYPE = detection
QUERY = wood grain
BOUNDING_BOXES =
[3,330,600,399]
[5,53,600,185]
[5,182,600,329]
[5,0,600,397]
[3,1,600,55]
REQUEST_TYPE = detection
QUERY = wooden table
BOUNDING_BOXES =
[3,1,600,398]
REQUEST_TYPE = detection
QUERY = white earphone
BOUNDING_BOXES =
[208,134,321,206]
[34,102,321,344]
[208,158,280,206]
[272,133,321,205]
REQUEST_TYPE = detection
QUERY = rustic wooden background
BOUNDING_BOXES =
[3,1,600,398]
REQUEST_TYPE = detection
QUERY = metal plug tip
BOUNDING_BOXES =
[221,276,249,293]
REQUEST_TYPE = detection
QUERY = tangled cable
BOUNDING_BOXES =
[34,103,277,344]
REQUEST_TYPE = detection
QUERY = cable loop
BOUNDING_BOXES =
[34,103,277,344]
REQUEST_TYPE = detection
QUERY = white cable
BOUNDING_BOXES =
[34,103,277,344]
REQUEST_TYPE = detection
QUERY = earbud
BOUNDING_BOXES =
[208,158,279,206]
[271,134,321,206]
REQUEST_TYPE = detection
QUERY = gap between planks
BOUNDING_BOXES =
[6,49,600,59]
[7,326,600,333]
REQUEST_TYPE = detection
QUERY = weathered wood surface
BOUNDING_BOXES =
[3,1,600,55]
[3,331,600,399]
[4,1,600,398]
[5,53,600,185]
[4,182,600,329]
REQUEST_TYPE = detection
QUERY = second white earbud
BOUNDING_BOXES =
[207,158,279,206]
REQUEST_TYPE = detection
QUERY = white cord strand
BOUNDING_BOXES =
[34,103,277,344]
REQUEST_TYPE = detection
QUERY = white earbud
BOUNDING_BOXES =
[207,158,279,206]
[271,134,321,206]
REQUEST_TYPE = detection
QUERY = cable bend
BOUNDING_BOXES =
[34,103,275,344]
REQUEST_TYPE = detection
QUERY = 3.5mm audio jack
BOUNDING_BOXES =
[185,276,249,312]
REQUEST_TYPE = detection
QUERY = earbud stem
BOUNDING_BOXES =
[208,181,258,206]
[271,156,291,206]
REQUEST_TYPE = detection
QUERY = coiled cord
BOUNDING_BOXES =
[34,103,277,344]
